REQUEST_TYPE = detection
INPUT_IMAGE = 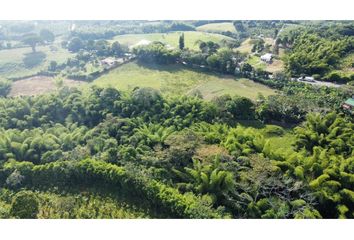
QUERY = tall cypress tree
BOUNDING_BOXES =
[179,33,185,50]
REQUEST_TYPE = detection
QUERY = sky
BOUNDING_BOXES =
[0,0,353,20]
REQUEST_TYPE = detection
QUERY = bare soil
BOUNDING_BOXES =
[8,76,87,97]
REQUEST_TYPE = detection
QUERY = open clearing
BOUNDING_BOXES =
[235,38,254,54]
[196,22,237,33]
[236,37,275,54]
[0,42,74,79]
[93,61,276,100]
[247,55,284,73]
[112,31,235,51]
[190,78,276,100]
[8,76,86,97]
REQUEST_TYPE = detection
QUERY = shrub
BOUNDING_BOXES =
[10,190,39,219]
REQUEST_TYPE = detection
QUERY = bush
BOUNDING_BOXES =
[4,159,228,218]
[0,78,11,97]
[23,52,46,68]
[10,190,39,219]
[263,125,285,137]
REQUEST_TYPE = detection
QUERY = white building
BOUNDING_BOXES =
[260,53,273,63]
[101,57,119,68]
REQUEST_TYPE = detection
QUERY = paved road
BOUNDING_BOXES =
[292,79,343,88]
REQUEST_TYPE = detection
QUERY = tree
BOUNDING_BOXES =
[6,170,24,188]
[111,41,123,56]
[0,78,11,97]
[22,34,41,52]
[68,37,84,52]
[10,191,39,219]
[49,60,58,71]
[40,29,55,43]
[179,33,185,50]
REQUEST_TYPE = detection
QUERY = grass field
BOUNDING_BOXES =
[8,76,86,97]
[0,42,74,79]
[235,38,254,54]
[112,31,235,50]
[196,22,237,33]
[93,61,276,100]
[236,38,275,54]
[247,55,284,73]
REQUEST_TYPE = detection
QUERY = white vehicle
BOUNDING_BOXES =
[297,76,315,82]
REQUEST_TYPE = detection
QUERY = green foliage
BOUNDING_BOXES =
[294,112,353,155]
[68,37,84,52]
[285,33,353,77]
[40,29,55,43]
[3,159,228,218]
[23,52,46,68]
[10,190,39,218]
[133,42,180,64]
[0,78,11,97]
[21,33,42,52]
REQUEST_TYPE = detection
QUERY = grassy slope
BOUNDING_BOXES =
[235,38,253,54]
[112,31,235,50]
[196,22,237,33]
[0,42,73,79]
[93,61,276,100]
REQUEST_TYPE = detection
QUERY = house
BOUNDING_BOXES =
[260,53,273,63]
[101,57,119,68]
[342,97,354,114]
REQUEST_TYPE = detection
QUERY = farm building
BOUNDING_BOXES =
[342,97,354,114]
[260,53,273,63]
[101,57,120,68]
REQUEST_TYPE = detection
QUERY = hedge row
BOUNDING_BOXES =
[2,159,229,219]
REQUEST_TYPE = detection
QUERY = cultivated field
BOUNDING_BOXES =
[8,76,86,97]
[93,61,276,100]
[196,22,237,33]
[112,31,235,50]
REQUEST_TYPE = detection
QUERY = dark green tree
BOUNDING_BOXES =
[10,191,39,219]
[179,33,185,50]
[22,34,42,52]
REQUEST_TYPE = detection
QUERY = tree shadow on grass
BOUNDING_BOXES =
[23,51,46,68]
[135,60,235,80]
[135,61,183,73]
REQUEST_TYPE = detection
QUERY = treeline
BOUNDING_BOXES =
[70,21,196,41]
[285,33,354,82]
[132,42,353,121]
[1,159,227,218]
[276,22,354,83]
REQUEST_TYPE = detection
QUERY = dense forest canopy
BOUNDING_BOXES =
[0,20,353,219]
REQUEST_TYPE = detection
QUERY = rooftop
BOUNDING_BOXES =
[344,98,354,107]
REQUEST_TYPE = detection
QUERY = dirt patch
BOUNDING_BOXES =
[8,76,87,97]
[266,59,284,73]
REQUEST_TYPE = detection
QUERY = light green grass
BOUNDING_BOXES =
[0,42,74,79]
[93,61,276,100]
[112,31,235,50]
[191,78,275,100]
[247,55,267,71]
[267,131,296,154]
[196,22,237,33]
[247,54,284,73]
[235,38,253,54]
